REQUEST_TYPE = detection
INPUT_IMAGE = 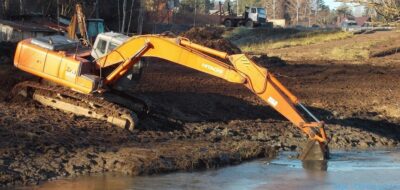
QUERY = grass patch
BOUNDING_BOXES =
[224,27,301,46]
[266,31,352,49]
[329,47,370,60]
[225,27,398,61]
[237,30,353,53]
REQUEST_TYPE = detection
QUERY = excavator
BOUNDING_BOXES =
[11,32,329,161]
[67,3,105,46]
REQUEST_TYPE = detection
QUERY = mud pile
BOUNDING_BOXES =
[0,42,16,65]
[251,54,287,67]
[0,64,35,101]
[181,27,241,54]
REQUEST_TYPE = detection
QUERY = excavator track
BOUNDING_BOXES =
[10,81,141,131]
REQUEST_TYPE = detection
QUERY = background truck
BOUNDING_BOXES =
[341,20,361,32]
[222,6,268,28]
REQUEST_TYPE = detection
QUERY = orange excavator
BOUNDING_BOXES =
[11,32,329,161]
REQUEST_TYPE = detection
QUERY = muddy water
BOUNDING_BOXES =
[19,150,400,190]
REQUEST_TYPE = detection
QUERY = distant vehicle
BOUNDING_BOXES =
[311,24,320,28]
[222,6,267,28]
[341,20,361,32]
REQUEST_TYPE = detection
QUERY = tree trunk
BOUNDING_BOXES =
[121,0,127,33]
[19,0,23,15]
[137,0,144,35]
[118,0,121,32]
[95,0,99,18]
[315,0,319,24]
[273,0,276,19]
[296,0,300,24]
[127,0,135,35]
[308,0,311,27]
[0,0,3,18]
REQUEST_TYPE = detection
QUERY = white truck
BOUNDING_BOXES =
[222,6,268,28]
[341,20,362,32]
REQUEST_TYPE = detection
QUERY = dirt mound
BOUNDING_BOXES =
[181,27,241,54]
[0,42,17,65]
[0,64,35,100]
[251,54,287,67]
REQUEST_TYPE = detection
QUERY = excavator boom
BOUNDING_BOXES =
[98,35,328,144]
[13,33,329,161]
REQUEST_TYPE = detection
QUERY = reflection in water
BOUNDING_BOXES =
[302,160,328,171]
[17,150,400,190]
[28,175,134,190]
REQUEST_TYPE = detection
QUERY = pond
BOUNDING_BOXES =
[19,149,400,190]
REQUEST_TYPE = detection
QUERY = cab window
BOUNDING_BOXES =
[257,8,266,15]
[97,39,107,54]
[251,8,256,13]
[107,42,118,53]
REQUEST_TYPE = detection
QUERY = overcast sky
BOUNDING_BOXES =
[325,0,343,9]
[325,0,364,16]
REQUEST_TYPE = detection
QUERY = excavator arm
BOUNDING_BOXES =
[96,35,329,160]
[68,4,90,46]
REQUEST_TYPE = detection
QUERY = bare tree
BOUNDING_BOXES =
[118,0,121,31]
[137,0,144,34]
[19,0,22,14]
[296,0,300,23]
[336,0,400,21]
[127,0,135,34]
[121,0,127,32]
[0,0,4,18]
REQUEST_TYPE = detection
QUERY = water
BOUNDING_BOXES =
[25,150,400,190]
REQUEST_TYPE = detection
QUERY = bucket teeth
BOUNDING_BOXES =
[299,140,329,161]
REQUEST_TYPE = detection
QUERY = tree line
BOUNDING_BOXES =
[336,0,399,22]
[0,0,398,29]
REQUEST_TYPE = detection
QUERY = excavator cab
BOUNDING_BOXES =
[92,32,144,90]
[91,32,129,59]
[86,19,105,43]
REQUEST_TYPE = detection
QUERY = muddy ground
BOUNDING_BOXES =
[1,35,400,186]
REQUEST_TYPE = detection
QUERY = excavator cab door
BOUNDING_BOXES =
[91,32,144,90]
[91,32,129,60]
[248,7,258,22]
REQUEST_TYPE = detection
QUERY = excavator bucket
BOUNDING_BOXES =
[299,140,329,161]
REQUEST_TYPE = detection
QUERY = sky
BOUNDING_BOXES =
[325,0,343,9]
[325,0,364,16]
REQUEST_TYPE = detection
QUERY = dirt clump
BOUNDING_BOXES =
[251,54,287,67]
[181,27,241,54]
[0,42,17,65]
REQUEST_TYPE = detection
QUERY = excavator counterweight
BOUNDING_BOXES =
[12,32,329,161]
